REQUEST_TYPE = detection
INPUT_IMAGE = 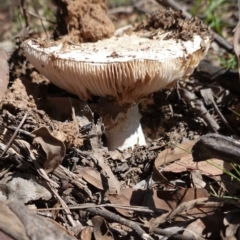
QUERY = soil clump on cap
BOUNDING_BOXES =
[52,0,115,43]
[135,9,213,41]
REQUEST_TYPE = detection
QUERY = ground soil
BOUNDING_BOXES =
[0,0,240,239]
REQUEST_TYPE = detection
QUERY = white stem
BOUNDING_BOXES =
[103,104,146,151]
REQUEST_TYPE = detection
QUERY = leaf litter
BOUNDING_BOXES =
[0,0,240,239]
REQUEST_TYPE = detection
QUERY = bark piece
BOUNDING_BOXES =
[192,133,240,165]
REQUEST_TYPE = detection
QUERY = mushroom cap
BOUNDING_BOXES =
[23,18,211,103]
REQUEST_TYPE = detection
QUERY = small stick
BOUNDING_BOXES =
[148,197,209,231]
[20,0,30,27]
[7,126,35,138]
[29,150,77,227]
[85,207,153,240]
[35,203,166,214]
[0,113,28,159]
[200,88,236,133]
[179,88,220,132]
[31,0,49,38]
[27,11,56,24]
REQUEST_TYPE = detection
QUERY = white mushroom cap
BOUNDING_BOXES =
[23,28,210,104]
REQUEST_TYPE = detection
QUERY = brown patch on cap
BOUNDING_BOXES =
[135,9,213,41]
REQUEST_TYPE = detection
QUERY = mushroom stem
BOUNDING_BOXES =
[101,101,146,151]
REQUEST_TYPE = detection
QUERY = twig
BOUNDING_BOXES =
[20,0,29,27]
[0,113,28,159]
[27,11,56,24]
[120,167,142,178]
[85,207,154,240]
[48,184,78,227]
[154,0,233,52]
[36,203,166,214]
[148,197,209,231]
[1,134,76,227]
[0,142,24,165]
[148,144,166,151]
[7,126,35,138]
[31,0,48,38]
[53,165,93,199]
[178,88,220,132]
[28,150,59,187]
[36,203,196,239]
[148,196,240,231]
[28,150,77,227]
[200,88,236,134]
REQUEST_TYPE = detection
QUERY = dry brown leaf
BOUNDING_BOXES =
[91,216,114,240]
[0,231,15,240]
[144,192,219,231]
[152,188,209,213]
[233,22,240,79]
[154,140,196,170]
[164,154,233,176]
[107,188,211,219]
[0,201,75,240]
[93,151,121,194]
[224,210,240,239]
[106,188,146,217]
[155,140,232,176]
[0,51,9,102]
[79,226,92,240]
[76,166,107,190]
[32,127,66,173]
[184,210,226,239]
[0,201,28,240]
[153,141,196,185]
[190,170,206,188]
[183,218,206,239]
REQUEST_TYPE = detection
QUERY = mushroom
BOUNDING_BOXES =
[22,10,212,151]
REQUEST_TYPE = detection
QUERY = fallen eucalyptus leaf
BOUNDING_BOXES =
[91,216,114,240]
[79,226,92,240]
[76,166,108,190]
[164,154,232,176]
[154,140,196,171]
[7,201,75,240]
[0,201,28,240]
[93,151,121,194]
[32,127,66,173]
